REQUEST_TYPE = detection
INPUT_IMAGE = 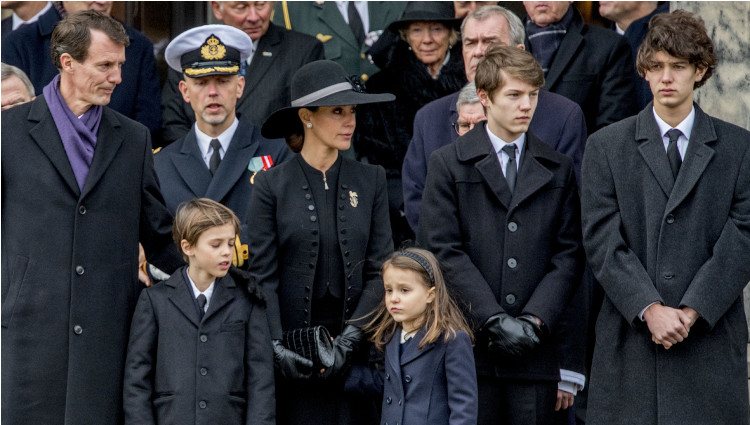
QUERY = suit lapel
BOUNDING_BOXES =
[28,97,81,197]
[202,276,236,323]
[238,24,282,111]
[171,129,212,197]
[665,106,716,213]
[510,135,554,212]
[167,270,200,328]
[205,123,260,201]
[316,2,359,49]
[81,108,124,199]
[458,124,512,209]
[543,20,584,90]
[636,108,676,197]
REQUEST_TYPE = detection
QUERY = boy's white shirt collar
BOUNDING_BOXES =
[186,267,215,311]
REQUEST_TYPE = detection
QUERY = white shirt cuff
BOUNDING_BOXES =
[639,301,661,321]
[558,369,586,395]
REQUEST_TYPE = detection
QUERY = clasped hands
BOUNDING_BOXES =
[643,303,699,349]
[484,312,546,358]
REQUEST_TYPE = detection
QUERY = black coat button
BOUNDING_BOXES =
[308,205,315,211]
[398,399,402,406]
[505,294,516,305]
[75,266,85,275]
[200,335,208,342]
[304,286,311,292]
[305,194,311,199]
[340,194,346,199]
[200,367,207,376]
[311,241,318,246]
[304,297,309,302]
[199,400,207,409]
[310,215,317,222]
[507,258,517,268]
[344,251,350,257]
[312,230,318,235]
[385,373,390,380]
[308,263,314,269]
[341,229,347,234]
[507,222,517,232]
[404,375,412,383]
[339,205,345,210]
[78,205,86,215]
[73,325,83,335]
[665,214,675,224]
[664,273,674,280]
[385,397,392,404]
[342,184,349,189]
[302,185,309,190]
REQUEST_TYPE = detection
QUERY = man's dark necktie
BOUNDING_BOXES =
[666,128,683,179]
[209,138,221,175]
[502,144,518,193]
[196,294,207,320]
[347,2,365,47]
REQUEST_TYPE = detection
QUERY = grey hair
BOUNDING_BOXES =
[1,62,35,97]
[456,82,480,110]
[460,5,526,46]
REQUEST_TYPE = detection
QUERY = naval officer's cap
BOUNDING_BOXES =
[165,24,253,77]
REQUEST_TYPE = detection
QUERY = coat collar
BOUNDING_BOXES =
[314,1,359,49]
[28,96,125,199]
[37,6,60,37]
[385,327,436,369]
[166,269,238,326]
[456,122,558,210]
[635,103,716,209]
[539,8,585,90]
[239,23,283,107]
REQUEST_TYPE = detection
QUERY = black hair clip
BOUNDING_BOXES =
[347,75,366,93]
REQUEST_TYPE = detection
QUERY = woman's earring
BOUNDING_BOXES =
[306,122,313,128]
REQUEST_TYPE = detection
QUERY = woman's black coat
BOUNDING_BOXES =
[247,154,394,339]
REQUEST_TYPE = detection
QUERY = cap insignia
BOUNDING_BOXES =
[200,35,227,61]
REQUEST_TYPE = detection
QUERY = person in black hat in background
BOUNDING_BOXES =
[354,1,467,249]
[154,24,290,269]
[247,59,394,425]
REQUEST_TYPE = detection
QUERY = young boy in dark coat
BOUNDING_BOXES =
[123,198,275,425]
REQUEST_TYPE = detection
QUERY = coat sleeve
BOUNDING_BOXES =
[247,171,284,339]
[160,69,193,144]
[245,302,276,425]
[680,143,750,328]
[555,102,587,184]
[350,165,393,328]
[417,151,503,328]
[446,332,478,425]
[593,36,638,132]
[402,107,429,232]
[581,136,662,323]
[139,130,184,274]
[521,164,584,329]
[123,290,157,425]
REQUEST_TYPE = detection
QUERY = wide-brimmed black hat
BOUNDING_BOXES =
[261,60,394,139]
[387,1,461,33]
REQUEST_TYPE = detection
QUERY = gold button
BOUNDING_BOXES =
[360,73,369,82]
[360,52,366,59]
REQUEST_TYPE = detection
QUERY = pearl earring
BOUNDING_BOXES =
[306,122,313,128]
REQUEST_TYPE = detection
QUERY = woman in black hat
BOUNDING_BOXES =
[248,60,394,425]
[354,1,467,249]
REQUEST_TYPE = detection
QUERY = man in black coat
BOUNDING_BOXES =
[155,24,291,268]
[419,45,583,425]
[1,11,183,424]
[581,11,750,424]
[523,1,637,134]
[161,1,324,144]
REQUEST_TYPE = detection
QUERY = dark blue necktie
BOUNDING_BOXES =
[196,294,207,320]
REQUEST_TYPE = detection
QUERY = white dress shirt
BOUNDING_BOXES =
[194,117,239,169]
[186,268,216,313]
[653,106,695,160]
[11,2,51,30]
[336,1,370,34]
[486,126,526,178]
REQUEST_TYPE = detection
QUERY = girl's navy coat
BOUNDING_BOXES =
[381,328,477,425]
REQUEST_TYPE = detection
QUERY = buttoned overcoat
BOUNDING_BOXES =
[581,104,750,424]
[418,123,583,380]
[1,96,183,424]
[247,155,393,339]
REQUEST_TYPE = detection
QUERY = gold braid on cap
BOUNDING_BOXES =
[184,65,239,76]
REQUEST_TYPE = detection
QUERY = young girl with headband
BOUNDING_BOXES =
[366,248,478,424]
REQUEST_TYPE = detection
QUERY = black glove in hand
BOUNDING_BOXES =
[484,313,541,358]
[272,340,314,379]
[320,325,364,379]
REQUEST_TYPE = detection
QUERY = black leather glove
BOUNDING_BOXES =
[272,340,314,379]
[320,325,364,379]
[484,313,541,358]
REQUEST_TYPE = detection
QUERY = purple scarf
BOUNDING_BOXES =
[43,74,103,191]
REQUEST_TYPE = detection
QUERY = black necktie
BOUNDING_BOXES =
[196,294,207,320]
[209,139,221,175]
[666,128,682,179]
[347,2,365,47]
[502,144,518,193]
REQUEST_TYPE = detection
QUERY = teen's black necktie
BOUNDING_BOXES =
[666,128,682,179]
[209,139,221,175]
[502,144,518,193]
[196,294,207,320]
[347,2,365,47]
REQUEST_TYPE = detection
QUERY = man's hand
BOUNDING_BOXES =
[644,304,690,349]
[680,306,699,329]
[555,389,574,411]
[137,243,152,287]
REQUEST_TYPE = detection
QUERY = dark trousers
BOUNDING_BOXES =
[478,376,558,425]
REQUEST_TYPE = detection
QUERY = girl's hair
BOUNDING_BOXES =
[364,248,472,350]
